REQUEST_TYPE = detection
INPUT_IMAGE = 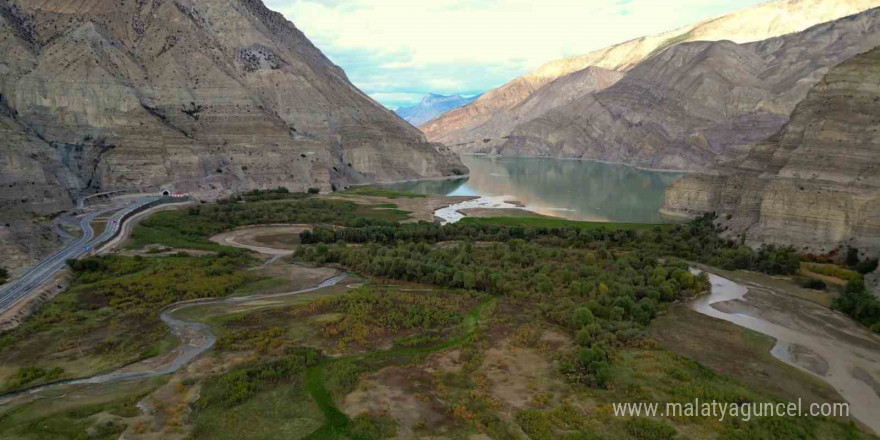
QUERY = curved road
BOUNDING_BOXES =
[0,196,159,314]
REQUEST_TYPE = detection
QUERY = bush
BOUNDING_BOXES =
[196,347,320,409]
[856,258,879,275]
[626,418,679,440]
[799,278,827,290]
[572,307,595,328]
[832,280,880,331]
[803,263,862,282]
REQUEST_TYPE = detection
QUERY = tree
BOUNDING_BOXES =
[846,247,861,267]
[572,307,595,328]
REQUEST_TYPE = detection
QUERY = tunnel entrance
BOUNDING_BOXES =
[162,190,170,196]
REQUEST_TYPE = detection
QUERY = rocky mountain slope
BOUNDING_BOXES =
[396,93,481,127]
[421,0,880,150]
[491,8,880,170]
[662,47,880,254]
[426,67,624,153]
[0,0,464,270]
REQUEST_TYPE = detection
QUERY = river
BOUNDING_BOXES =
[692,270,880,434]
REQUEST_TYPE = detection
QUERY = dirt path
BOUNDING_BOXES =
[210,224,316,257]
[691,269,880,434]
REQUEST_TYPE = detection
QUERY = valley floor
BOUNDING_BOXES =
[0,191,875,440]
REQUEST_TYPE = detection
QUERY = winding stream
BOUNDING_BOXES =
[0,273,348,406]
[691,270,880,434]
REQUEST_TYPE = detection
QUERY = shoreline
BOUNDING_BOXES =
[461,153,692,174]
[354,172,470,187]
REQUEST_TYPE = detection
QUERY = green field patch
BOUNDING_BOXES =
[0,378,163,440]
[129,198,410,250]
[341,186,426,199]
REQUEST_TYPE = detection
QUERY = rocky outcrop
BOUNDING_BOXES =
[0,0,464,270]
[430,67,624,154]
[493,9,880,170]
[662,47,880,254]
[396,93,481,127]
[422,0,880,149]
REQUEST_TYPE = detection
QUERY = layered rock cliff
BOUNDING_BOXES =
[421,0,880,149]
[662,47,880,254]
[494,9,880,170]
[432,67,624,153]
[0,0,464,270]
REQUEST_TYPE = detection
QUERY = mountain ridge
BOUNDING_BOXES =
[0,0,464,270]
[395,93,481,126]
[661,46,880,254]
[421,0,880,149]
[468,8,880,170]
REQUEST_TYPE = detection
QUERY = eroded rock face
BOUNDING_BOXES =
[431,67,624,154]
[422,0,880,150]
[0,0,464,270]
[494,9,880,170]
[662,47,880,254]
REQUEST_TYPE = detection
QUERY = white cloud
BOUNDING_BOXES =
[265,0,766,107]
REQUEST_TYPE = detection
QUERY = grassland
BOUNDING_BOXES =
[2,197,873,440]
[0,253,256,391]
[0,377,165,440]
[183,283,489,440]
[128,197,410,251]
[340,186,426,199]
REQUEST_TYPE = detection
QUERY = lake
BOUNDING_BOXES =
[384,155,685,223]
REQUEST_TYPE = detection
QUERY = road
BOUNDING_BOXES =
[0,196,159,314]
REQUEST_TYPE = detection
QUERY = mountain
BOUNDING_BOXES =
[486,8,880,170]
[662,47,880,254]
[395,93,481,126]
[422,67,623,151]
[0,0,464,269]
[421,0,880,149]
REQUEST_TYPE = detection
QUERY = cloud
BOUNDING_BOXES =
[265,0,766,107]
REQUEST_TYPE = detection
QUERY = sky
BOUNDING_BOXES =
[265,0,768,109]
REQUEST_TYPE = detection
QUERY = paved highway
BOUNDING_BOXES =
[0,196,159,314]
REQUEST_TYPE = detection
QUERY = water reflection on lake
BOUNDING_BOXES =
[385,155,685,223]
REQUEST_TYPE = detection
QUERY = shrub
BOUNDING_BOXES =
[832,280,880,331]
[799,278,827,290]
[572,307,595,328]
[196,347,320,409]
[856,258,879,275]
[626,418,679,440]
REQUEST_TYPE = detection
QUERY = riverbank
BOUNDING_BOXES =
[463,153,691,174]
[685,268,880,434]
